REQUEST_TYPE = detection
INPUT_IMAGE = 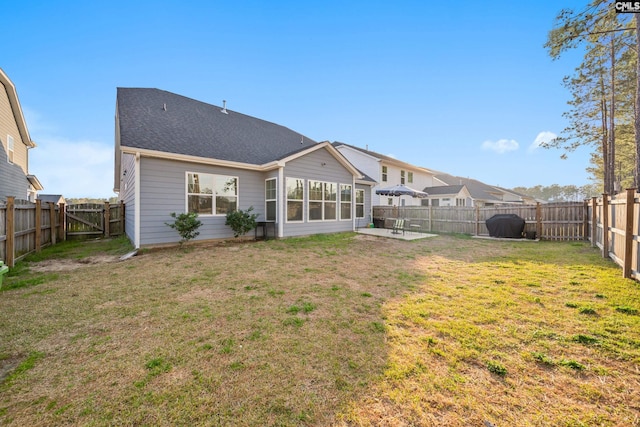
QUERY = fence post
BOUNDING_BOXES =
[428,205,432,232]
[536,203,542,239]
[59,203,66,242]
[35,199,42,253]
[48,202,56,245]
[591,197,597,247]
[6,196,14,267]
[104,201,110,237]
[475,204,480,236]
[623,188,636,278]
[583,200,589,241]
[602,194,609,259]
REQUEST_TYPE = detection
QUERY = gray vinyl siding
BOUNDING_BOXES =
[119,153,136,243]
[138,157,266,246]
[0,142,29,201]
[282,148,354,237]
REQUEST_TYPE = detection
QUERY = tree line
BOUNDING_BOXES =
[511,184,600,202]
[545,0,640,194]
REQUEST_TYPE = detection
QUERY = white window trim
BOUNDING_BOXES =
[265,178,277,222]
[7,135,14,164]
[381,165,387,182]
[339,183,352,221]
[308,180,337,222]
[400,170,406,185]
[356,189,365,219]
[185,171,239,217]
[286,177,305,223]
[408,171,413,184]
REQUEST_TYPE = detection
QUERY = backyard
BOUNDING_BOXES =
[0,233,639,426]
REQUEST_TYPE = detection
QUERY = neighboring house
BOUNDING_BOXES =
[114,88,374,248]
[431,172,530,207]
[421,184,472,207]
[332,142,436,207]
[37,194,66,206]
[494,187,538,205]
[0,68,43,201]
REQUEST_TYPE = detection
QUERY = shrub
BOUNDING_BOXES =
[166,212,202,244]
[225,207,259,238]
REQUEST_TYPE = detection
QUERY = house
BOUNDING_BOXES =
[37,194,66,206]
[332,142,436,207]
[114,88,374,248]
[0,68,43,201]
[429,172,533,207]
[420,184,472,207]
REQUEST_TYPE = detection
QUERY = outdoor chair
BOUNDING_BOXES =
[391,219,405,235]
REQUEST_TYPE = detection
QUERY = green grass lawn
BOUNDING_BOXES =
[0,233,638,426]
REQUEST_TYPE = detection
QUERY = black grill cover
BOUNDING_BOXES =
[485,214,525,238]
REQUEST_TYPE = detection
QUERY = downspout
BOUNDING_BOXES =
[278,166,284,238]
[134,152,141,248]
[352,176,356,231]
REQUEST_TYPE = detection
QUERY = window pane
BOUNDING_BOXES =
[341,203,351,220]
[287,201,303,221]
[309,201,322,220]
[188,195,212,214]
[309,181,323,201]
[356,204,364,218]
[356,189,364,203]
[325,202,336,220]
[287,178,304,200]
[340,185,351,202]
[188,173,213,194]
[265,179,276,199]
[324,183,336,201]
[216,196,237,215]
[215,176,237,196]
[266,200,276,221]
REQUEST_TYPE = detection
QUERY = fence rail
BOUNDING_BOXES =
[1,198,124,267]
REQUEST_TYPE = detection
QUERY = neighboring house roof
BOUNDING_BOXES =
[118,88,321,165]
[423,185,465,196]
[0,68,35,149]
[37,194,65,205]
[332,141,434,174]
[27,175,44,191]
[432,172,506,203]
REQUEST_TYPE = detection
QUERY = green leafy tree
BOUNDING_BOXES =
[166,212,202,245]
[225,207,259,238]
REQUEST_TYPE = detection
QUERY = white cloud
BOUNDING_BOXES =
[481,139,519,154]
[529,131,557,153]
[29,137,115,198]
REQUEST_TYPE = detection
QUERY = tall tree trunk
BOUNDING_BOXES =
[602,75,609,194]
[609,37,616,194]
[635,14,640,188]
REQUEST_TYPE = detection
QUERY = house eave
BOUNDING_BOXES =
[0,68,35,148]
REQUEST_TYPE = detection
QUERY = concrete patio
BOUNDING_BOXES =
[355,227,437,241]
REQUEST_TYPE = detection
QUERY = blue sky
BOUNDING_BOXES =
[4,0,591,198]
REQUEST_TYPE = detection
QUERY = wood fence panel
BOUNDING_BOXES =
[0,201,6,263]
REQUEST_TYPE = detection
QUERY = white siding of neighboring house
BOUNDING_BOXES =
[377,162,435,207]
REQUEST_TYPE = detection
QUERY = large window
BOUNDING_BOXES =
[355,189,365,218]
[187,172,237,215]
[382,166,387,182]
[308,180,336,221]
[265,178,277,221]
[7,135,14,164]
[286,177,304,222]
[340,184,352,220]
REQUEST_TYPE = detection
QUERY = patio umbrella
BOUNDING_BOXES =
[375,184,429,199]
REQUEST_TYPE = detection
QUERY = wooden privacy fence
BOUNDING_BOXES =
[588,189,640,280]
[1,199,124,267]
[373,202,586,240]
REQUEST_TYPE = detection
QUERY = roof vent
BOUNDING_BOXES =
[221,100,228,114]
[163,103,167,111]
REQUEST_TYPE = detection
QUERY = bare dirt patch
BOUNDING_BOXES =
[27,255,122,272]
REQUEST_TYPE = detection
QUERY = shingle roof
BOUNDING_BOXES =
[117,88,319,164]
[332,141,433,174]
[423,185,465,196]
[433,172,503,202]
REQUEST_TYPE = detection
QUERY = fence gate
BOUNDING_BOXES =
[66,203,105,237]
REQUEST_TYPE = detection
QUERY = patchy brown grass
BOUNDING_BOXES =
[0,233,639,426]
